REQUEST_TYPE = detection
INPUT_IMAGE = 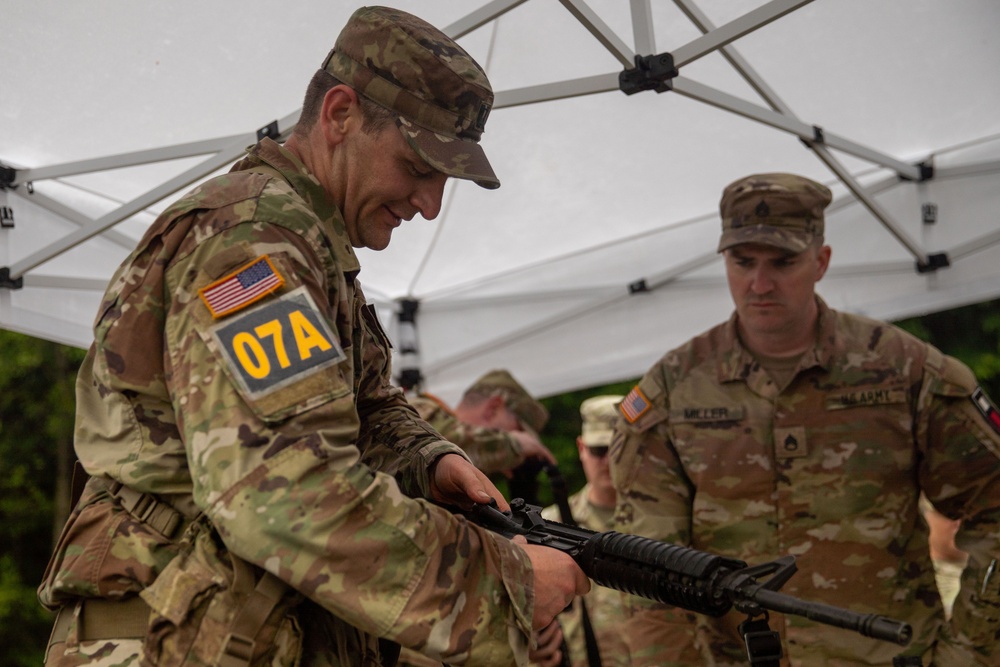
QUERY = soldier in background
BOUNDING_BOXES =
[408,369,558,477]
[610,172,1000,665]
[534,395,629,667]
[37,6,588,666]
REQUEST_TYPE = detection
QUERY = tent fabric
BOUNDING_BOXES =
[2,0,999,404]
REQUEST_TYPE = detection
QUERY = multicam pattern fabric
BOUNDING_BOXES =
[406,394,524,477]
[610,297,1000,666]
[324,6,498,189]
[540,487,629,667]
[717,172,832,253]
[39,138,533,666]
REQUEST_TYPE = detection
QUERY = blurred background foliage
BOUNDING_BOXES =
[3,297,999,663]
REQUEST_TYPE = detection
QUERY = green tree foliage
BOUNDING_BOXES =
[895,299,1000,401]
[0,330,85,664]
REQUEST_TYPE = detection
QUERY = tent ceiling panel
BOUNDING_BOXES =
[3,0,1000,402]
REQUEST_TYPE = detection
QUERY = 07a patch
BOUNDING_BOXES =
[199,255,284,318]
[620,386,651,424]
[210,287,346,398]
[972,387,1000,435]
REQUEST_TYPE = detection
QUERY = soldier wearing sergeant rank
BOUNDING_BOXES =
[610,173,1000,665]
[38,6,589,666]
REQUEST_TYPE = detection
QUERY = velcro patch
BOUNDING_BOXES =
[972,387,1000,435]
[210,287,346,398]
[620,386,651,424]
[199,255,284,318]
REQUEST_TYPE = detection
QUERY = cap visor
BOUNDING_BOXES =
[399,123,500,190]
[717,225,812,253]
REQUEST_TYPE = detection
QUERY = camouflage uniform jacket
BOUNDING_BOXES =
[408,393,524,474]
[540,487,628,667]
[611,297,1000,666]
[38,138,534,666]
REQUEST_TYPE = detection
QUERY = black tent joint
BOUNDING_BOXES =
[0,163,16,190]
[256,120,280,143]
[0,267,24,290]
[620,53,678,96]
[900,162,935,182]
[916,252,950,274]
[628,279,649,294]
[1,205,13,228]
[798,125,826,149]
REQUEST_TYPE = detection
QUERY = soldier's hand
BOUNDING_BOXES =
[529,620,565,667]
[520,542,590,631]
[429,453,510,512]
[510,431,558,467]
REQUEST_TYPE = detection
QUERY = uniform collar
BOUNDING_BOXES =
[234,138,361,276]
[718,295,834,383]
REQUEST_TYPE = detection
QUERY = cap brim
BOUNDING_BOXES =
[717,225,813,253]
[397,119,500,190]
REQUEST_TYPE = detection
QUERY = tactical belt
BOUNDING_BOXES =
[48,596,150,646]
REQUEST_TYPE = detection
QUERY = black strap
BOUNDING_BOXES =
[738,616,782,667]
[547,465,603,667]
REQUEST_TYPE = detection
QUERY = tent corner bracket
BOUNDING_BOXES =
[619,53,677,96]
[915,253,949,274]
[0,163,16,190]
[256,120,280,143]
[0,267,24,290]
[628,279,649,294]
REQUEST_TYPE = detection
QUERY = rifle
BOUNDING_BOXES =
[467,497,912,664]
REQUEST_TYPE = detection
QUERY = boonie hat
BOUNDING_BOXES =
[323,6,499,189]
[466,369,548,434]
[717,173,832,253]
[580,395,623,447]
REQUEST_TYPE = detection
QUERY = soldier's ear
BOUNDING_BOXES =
[320,85,361,147]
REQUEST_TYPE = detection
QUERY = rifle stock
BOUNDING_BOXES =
[467,498,912,647]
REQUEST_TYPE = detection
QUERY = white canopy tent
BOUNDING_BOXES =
[2,0,999,403]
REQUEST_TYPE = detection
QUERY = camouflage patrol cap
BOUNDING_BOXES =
[466,369,549,434]
[717,173,832,253]
[579,395,623,447]
[324,6,500,189]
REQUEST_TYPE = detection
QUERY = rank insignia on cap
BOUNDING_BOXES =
[199,255,284,318]
[972,387,1000,435]
[620,386,651,424]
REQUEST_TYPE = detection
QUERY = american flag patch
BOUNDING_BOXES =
[972,387,1000,435]
[199,255,284,318]
[620,386,651,423]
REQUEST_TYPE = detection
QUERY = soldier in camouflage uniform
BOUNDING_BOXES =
[38,6,590,666]
[610,173,1000,666]
[535,395,628,667]
[398,370,556,667]
[407,369,557,477]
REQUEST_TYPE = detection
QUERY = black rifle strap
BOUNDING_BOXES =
[547,465,603,667]
[737,615,782,667]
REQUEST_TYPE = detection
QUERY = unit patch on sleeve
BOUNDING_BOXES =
[973,387,1000,435]
[199,255,284,318]
[620,386,651,424]
[210,287,346,398]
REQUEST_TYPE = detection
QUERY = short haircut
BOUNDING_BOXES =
[295,69,396,136]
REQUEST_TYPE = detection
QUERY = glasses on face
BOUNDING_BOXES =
[586,446,609,459]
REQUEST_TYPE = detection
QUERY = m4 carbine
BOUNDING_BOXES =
[467,498,912,649]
